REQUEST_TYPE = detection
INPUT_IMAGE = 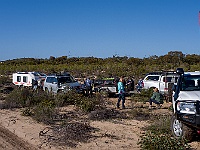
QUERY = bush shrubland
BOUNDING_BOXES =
[138,114,191,150]
[2,84,192,149]
[5,88,106,124]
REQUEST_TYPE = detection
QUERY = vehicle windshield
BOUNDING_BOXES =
[181,75,200,91]
[57,76,75,84]
[103,79,115,85]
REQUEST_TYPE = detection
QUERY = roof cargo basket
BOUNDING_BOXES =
[147,70,176,76]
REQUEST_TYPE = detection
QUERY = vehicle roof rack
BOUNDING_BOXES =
[47,72,71,76]
[147,70,176,76]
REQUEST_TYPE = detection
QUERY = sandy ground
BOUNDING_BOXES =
[0,109,146,150]
[0,98,148,150]
[0,98,200,150]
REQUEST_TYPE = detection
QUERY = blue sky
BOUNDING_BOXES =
[0,0,200,61]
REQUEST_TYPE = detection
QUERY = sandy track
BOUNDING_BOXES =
[0,125,37,150]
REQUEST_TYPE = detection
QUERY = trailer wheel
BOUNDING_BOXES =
[171,115,194,141]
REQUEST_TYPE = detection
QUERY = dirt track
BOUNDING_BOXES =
[0,125,37,150]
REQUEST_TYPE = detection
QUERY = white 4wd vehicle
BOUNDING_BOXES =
[142,72,178,95]
[171,68,200,141]
[43,74,82,94]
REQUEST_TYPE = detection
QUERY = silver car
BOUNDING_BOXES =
[43,74,82,93]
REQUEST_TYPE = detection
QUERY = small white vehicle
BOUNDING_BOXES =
[171,68,200,141]
[12,72,45,87]
[142,72,179,97]
[43,74,82,94]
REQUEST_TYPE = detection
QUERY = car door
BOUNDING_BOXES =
[51,77,58,93]
[159,76,166,94]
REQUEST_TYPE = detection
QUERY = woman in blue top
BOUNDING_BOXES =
[117,77,125,109]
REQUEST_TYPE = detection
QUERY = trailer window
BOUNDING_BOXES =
[17,76,21,82]
[23,76,28,82]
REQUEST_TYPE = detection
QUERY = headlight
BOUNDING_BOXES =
[177,102,196,114]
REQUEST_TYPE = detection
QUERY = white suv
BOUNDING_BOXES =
[171,68,200,141]
[142,72,178,95]
[43,74,82,94]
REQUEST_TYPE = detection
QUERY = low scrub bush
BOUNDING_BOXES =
[138,114,191,150]
[5,88,32,108]
[5,88,54,108]
[32,99,57,124]
[0,76,11,85]
[76,93,106,112]
[139,132,190,150]
[88,108,127,120]
[130,88,154,103]
[127,108,150,121]
[56,91,106,112]
[6,88,107,124]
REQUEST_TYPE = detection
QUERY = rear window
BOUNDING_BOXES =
[46,77,56,83]
[57,76,75,84]
[145,76,159,81]
[163,77,178,83]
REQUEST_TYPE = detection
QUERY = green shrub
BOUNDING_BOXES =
[130,88,154,103]
[22,107,33,116]
[56,90,83,106]
[138,114,190,150]
[139,132,190,150]
[147,114,171,135]
[5,88,33,108]
[56,91,105,112]
[0,76,11,85]
[127,108,150,121]
[32,99,57,124]
[75,93,106,112]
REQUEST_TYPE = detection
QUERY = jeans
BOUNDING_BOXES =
[117,93,125,108]
[149,99,160,105]
[86,86,92,96]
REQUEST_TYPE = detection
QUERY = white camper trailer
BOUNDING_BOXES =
[12,72,41,87]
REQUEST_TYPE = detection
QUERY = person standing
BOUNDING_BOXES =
[136,78,143,93]
[85,77,92,96]
[117,77,125,109]
[32,79,38,91]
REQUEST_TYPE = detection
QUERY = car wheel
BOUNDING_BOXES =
[171,115,194,141]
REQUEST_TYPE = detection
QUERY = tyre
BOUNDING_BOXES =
[171,115,194,141]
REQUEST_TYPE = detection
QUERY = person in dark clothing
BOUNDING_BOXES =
[85,77,92,96]
[32,79,38,91]
[149,87,163,109]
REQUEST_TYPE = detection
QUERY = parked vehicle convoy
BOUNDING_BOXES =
[43,73,82,94]
[12,72,46,87]
[142,71,179,100]
[171,68,200,141]
[93,77,134,97]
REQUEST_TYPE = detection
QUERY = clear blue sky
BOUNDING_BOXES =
[0,0,200,61]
